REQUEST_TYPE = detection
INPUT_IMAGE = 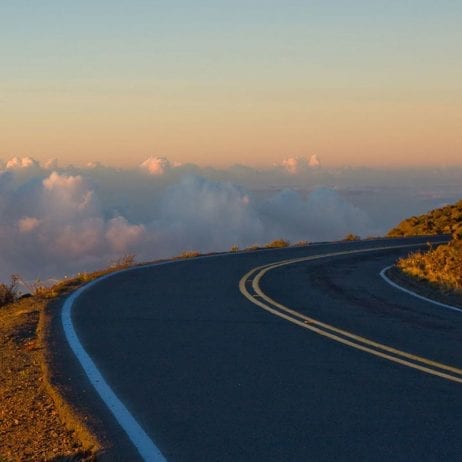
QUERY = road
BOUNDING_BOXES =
[52,236,462,461]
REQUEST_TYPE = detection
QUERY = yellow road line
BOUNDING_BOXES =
[239,243,462,384]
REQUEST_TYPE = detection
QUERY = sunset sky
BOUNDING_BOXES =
[1,1,461,168]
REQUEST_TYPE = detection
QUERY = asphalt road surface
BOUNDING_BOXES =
[54,236,462,461]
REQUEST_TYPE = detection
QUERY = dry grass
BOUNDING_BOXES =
[9,254,137,302]
[343,233,360,241]
[397,240,462,293]
[264,238,290,249]
[177,250,202,259]
[0,275,21,308]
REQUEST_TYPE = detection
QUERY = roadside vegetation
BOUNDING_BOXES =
[388,199,462,238]
[390,199,462,294]
[343,233,360,241]
[0,254,137,308]
[397,240,462,293]
[0,274,21,307]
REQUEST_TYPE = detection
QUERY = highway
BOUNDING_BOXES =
[51,236,462,461]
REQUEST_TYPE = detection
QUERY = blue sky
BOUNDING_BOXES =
[1,1,461,167]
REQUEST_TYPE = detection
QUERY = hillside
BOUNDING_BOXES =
[390,199,462,293]
[388,200,462,238]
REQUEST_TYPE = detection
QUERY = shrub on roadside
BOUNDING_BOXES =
[110,253,136,268]
[178,250,202,259]
[343,233,360,241]
[0,275,21,307]
[265,239,290,249]
[397,240,462,292]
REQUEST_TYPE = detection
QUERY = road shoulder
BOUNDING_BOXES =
[0,296,99,460]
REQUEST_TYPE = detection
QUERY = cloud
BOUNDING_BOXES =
[42,172,98,216]
[18,217,40,233]
[44,158,59,170]
[154,176,264,252]
[139,156,181,175]
[277,155,320,174]
[309,154,321,168]
[106,217,146,253]
[6,156,40,170]
[0,155,461,283]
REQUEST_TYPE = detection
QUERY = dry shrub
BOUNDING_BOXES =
[343,233,360,241]
[30,254,138,300]
[265,239,290,249]
[178,250,201,258]
[398,240,462,292]
[0,275,21,307]
[110,253,136,268]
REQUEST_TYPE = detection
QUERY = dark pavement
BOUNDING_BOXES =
[56,236,462,461]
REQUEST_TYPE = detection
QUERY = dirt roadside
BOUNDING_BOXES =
[0,296,101,461]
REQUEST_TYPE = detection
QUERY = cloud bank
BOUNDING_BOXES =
[0,155,460,283]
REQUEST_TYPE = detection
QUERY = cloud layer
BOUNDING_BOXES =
[0,155,461,283]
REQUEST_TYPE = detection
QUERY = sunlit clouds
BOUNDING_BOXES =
[278,155,321,174]
[140,156,178,176]
[1,155,461,282]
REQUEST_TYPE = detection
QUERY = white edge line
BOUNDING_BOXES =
[380,266,462,314]
[62,264,169,462]
[62,250,247,461]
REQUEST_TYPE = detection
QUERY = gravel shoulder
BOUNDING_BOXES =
[0,296,100,461]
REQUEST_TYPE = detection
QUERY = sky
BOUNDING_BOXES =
[1,1,461,168]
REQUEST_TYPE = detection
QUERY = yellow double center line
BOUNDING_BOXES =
[239,244,462,384]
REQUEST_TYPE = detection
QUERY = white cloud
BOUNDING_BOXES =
[0,154,460,282]
[6,156,39,170]
[278,155,320,174]
[106,217,145,253]
[155,176,264,251]
[309,154,321,168]
[42,172,97,214]
[140,156,173,176]
[18,217,40,233]
[44,158,59,170]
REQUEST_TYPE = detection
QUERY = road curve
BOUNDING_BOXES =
[52,236,462,461]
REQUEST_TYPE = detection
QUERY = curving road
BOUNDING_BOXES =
[51,236,462,461]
